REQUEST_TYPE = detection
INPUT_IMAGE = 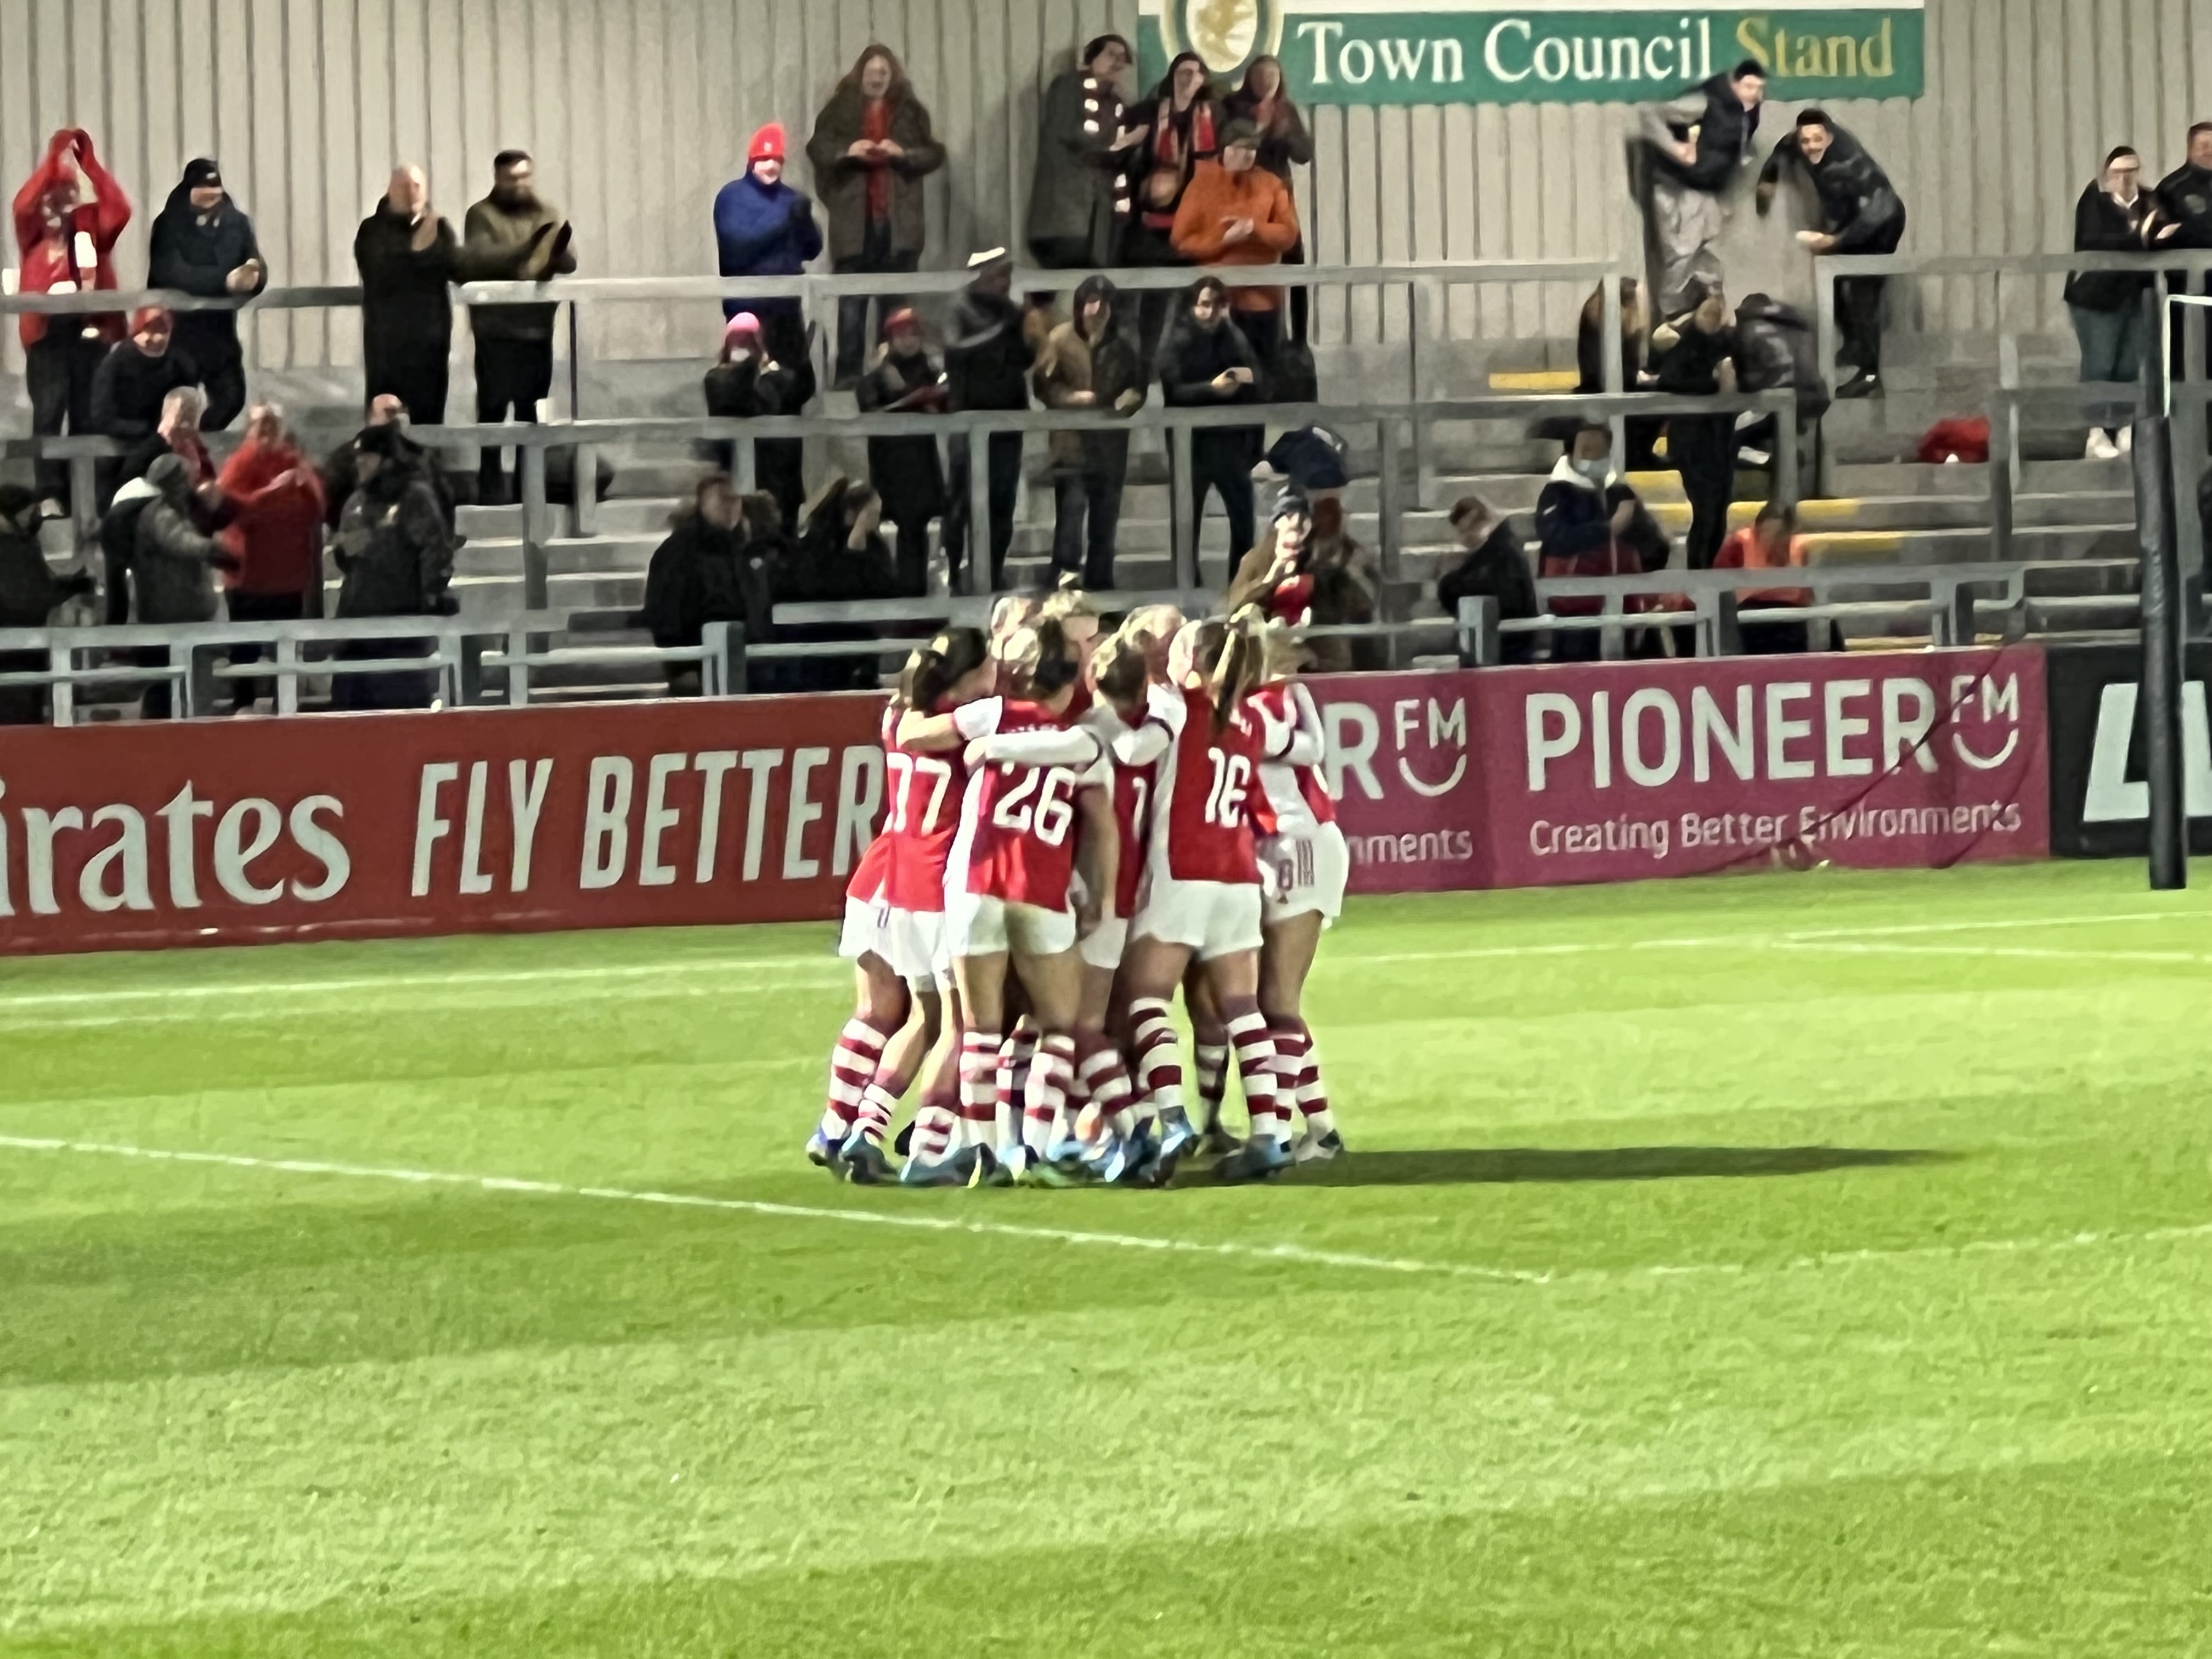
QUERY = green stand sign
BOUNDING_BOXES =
[1137,1,1926,104]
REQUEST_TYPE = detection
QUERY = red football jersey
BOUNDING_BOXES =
[951,701,1109,912]
[1248,680,1337,830]
[880,697,1003,913]
[1147,684,1263,885]
[1083,704,1164,918]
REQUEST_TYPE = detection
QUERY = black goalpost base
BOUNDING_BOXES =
[2131,413,2188,891]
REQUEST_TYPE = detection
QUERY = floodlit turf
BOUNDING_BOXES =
[3,860,2210,1656]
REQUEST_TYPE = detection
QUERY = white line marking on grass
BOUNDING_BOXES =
[1778,942,2212,967]
[1784,910,2210,941]
[5,1135,2208,1291]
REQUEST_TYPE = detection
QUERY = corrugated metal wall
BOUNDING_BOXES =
[3,0,2209,373]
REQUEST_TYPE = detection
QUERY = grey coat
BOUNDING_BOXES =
[804,86,946,261]
[133,495,228,624]
[1026,67,1132,261]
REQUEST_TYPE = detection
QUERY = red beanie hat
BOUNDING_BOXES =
[131,305,173,335]
[748,123,786,165]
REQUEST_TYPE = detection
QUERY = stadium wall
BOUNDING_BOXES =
[4,0,2209,377]
[0,650,2051,957]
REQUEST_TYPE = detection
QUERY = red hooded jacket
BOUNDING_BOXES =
[217,437,327,599]
[13,130,132,349]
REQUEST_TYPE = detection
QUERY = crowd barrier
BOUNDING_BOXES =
[0,646,2052,958]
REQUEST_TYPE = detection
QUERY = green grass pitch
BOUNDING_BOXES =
[3,860,2209,1656]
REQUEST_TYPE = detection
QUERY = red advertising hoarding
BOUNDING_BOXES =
[1315,646,2049,890]
[0,694,889,956]
[0,648,2050,958]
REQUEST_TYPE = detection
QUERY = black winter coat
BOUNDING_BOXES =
[945,290,1032,411]
[1156,311,1263,405]
[1651,320,1738,396]
[1758,125,1904,252]
[147,186,264,359]
[1656,75,1759,192]
[640,513,771,651]
[1734,296,1829,420]
[703,355,804,420]
[855,350,950,526]
[2154,163,2212,249]
[91,341,202,439]
[356,202,459,371]
[334,476,455,618]
[0,526,82,628]
[2065,185,2157,311]
[1437,524,1537,625]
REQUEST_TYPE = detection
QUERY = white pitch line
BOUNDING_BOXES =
[1782,909,2211,941]
[1778,941,2212,967]
[4,1134,2208,1291]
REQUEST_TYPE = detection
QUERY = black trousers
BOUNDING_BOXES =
[25,331,104,502]
[1052,462,1127,590]
[891,519,933,596]
[1836,275,1888,374]
[475,336,555,499]
[1191,430,1258,586]
[367,346,451,426]
[1669,415,1739,571]
[1284,236,1310,346]
[197,342,249,431]
[944,431,1023,592]
[833,222,917,383]
[225,590,307,708]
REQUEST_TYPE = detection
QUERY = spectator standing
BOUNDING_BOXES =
[2152,122,2212,373]
[0,485,94,725]
[217,404,328,709]
[806,47,945,387]
[146,160,265,431]
[941,251,1031,592]
[1223,56,1313,345]
[1757,110,1906,398]
[132,453,235,717]
[331,424,458,709]
[1436,496,1538,664]
[1715,499,1812,653]
[1536,426,1657,662]
[703,313,809,529]
[1634,61,1765,314]
[854,307,950,596]
[1158,275,1262,582]
[458,150,576,504]
[1033,275,1145,590]
[2067,147,2158,461]
[715,125,822,370]
[13,129,131,509]
[356,165,459,424]
[1028,35,1144,270]
[91,307,201,506]
[1125,53,1221,363]
[640,473,772,694]
[1651,285,1740,570]
[152,387,217,490]
[1170,119,1300,365]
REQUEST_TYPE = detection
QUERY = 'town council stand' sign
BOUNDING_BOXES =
[1138,0,1927,104]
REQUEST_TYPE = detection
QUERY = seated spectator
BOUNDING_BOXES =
[778,476,900,689]
[1436,495,1537,664]
[1715,499,1813,654]
[134,453,238,718]
[640,472,771,696]
[331,423,458,709]
[1157,275,1262,584]
[855,307,950,596]
[2066,146,2157,461]
[146,158,265,430]
[1536,425,1658,663]
[1033,275,1145,591]
[0,486,95,725]
[1169,119,1299,364]
[218,404,328,711]
[704,313,809,531]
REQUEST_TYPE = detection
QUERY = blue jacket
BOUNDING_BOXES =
[714,168,822,320]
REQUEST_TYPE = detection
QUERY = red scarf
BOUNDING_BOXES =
[863,98,893,222]
[1143,99,1215,226]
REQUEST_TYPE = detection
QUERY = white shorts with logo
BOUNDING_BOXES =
[946,890,1079,958]
[838,894,893,967]
[887,906,951,990]
[1135,877,1264,962]
[1259,822,1349,927]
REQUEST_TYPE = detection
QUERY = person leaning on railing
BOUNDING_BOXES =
[146,159,265,431]
[458,149,576,506]
[1756,109,1904,399]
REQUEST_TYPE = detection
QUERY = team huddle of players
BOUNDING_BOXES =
[808,582,1348,1187]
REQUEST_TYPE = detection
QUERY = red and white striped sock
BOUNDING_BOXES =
[1226,1008,1284,1144]
[817,1018,890,1145]
[1023,1032,1076,1155]
[852,1034,928,1149]
[1289,1019,1336,1138]
[995,1028,1037,1150]
[909,1075,962,1164]
[958,1028,1001,1150]
[1193,1039,1229,1128]
[1128,997,1184,1119]
[1074,1034,1135,1143]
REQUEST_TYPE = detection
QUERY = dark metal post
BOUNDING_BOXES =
[2133,414,2187,890]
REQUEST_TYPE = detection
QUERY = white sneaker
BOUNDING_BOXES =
[2116,426,2134,456]
[2085,430,2119,461]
